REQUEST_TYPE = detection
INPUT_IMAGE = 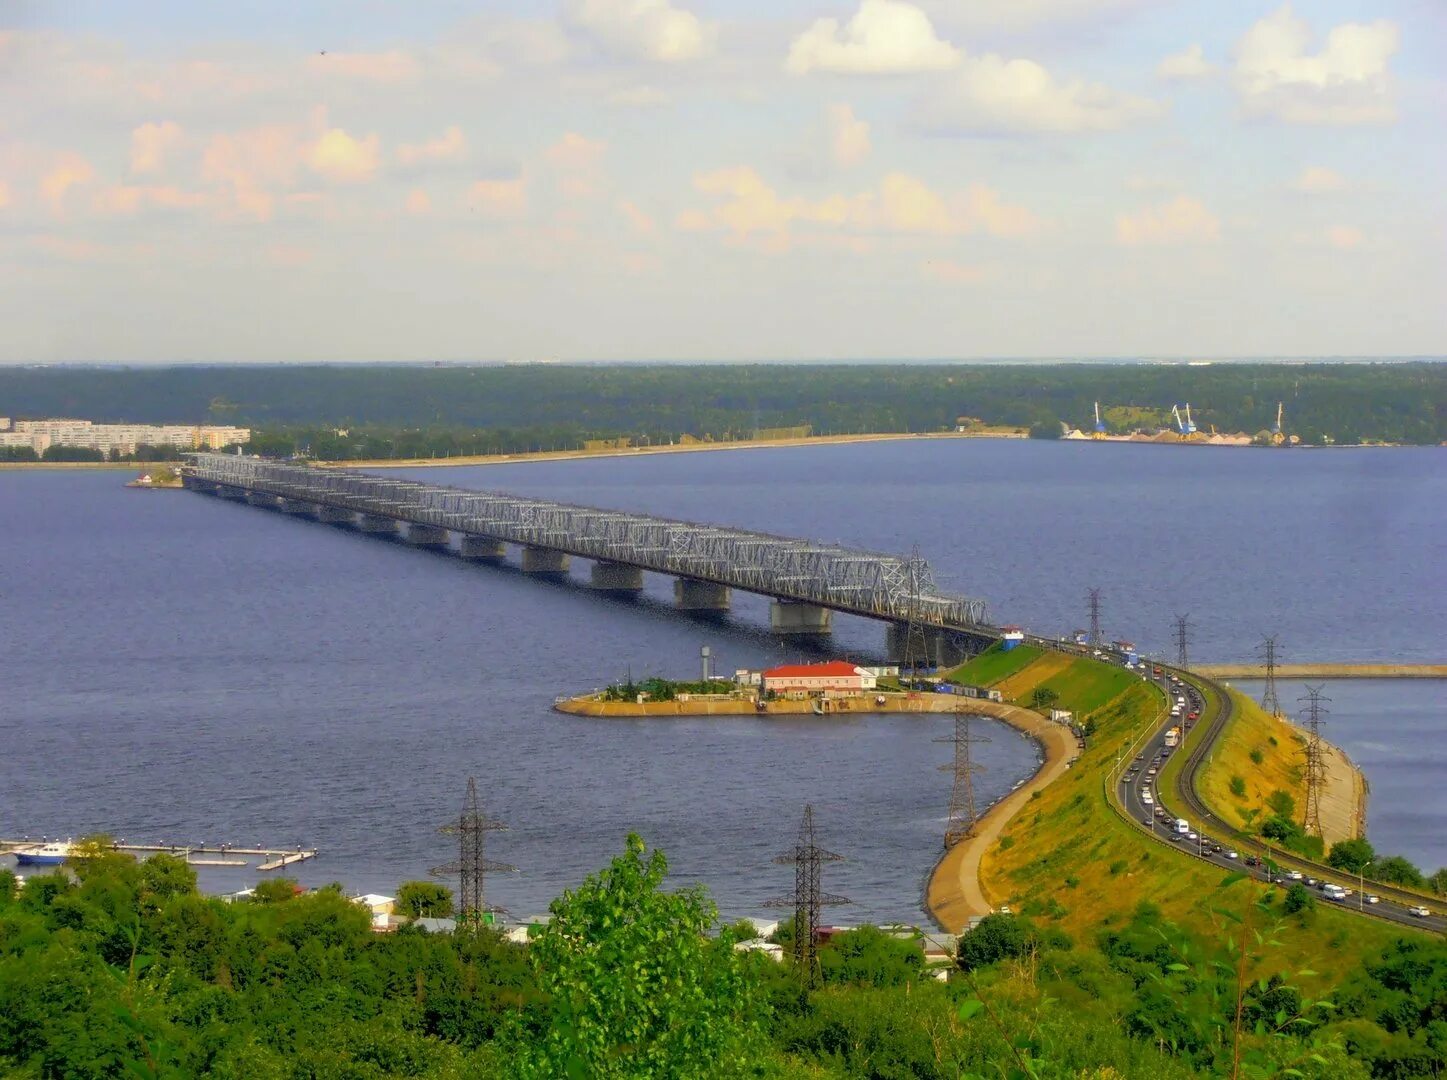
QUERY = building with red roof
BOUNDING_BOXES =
[762,660,876,697]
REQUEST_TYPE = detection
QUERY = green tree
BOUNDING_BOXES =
[1283,883,1314,914]
[396,880,455,918]
[251,877,300,903]
[957,912,1031,971]
[517,834,764,1079]
[1230,775,1247,798]
[1029,686,1060,711]
[1266,789,1296,819]
[1327,838,1376,874]
[818,926,923,988]
[1370,855,1426,889]
[1429,868,1447,896]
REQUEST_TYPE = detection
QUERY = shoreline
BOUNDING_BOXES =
[555,690,1075,934]
[1199,663,1446,680]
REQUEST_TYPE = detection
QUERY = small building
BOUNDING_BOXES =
[734,668,762,687]
[351,894,396,929]
[956,683,1004,703]
[1049,709,1074,725]
[762,661,877,698]
[1000,626,1025,652]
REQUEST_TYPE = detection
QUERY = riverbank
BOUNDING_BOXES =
[1200,663,1446,679]
[554,690,1028,718]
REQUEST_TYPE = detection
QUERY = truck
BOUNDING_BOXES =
[1164,727,1180,748]
[1322,884,1347,902]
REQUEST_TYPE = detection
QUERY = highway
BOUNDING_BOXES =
[1110,663,1445,933]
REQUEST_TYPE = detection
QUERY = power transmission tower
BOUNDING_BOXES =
[1299,686,1330,837]
[432,777,514,929]
[1258,636,1283,717]
[899,547,932,680]
[1174,614,1191,671]
[935,708,991,847]
[764,805,849,988]
[1087,587,1103,647]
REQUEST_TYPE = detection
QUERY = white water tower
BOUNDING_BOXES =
[701,645,712,682]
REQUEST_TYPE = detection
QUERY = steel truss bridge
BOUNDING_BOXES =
[184,453,993,655]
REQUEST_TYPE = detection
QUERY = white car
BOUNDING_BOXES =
[1366,895,1381,905]
[1410,905,1431,918]
[1287,871,1304,881]
[1187,832,1199,842]
[1225,850,1239,860]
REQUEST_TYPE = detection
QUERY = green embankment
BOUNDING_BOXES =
[944,642,1044,686]
[977,651,1412,981]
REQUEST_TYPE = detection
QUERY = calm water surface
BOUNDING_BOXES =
[1,440,1442,918]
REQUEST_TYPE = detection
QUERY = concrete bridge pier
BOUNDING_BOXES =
[590,561,645,593]
[183,477,216,494]
[885,624,990,669]
[405,524,450,548]
[245,492,280,509]
[315,505,356,526]
[769,599,832,636]
[521,547,570,575]
[674,578,731,612]
[279,498,314,515]
[460,536,507,562]
[214,485,246,500]
[357,514,398,536]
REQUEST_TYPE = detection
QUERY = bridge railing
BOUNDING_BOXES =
[188,453,990,627]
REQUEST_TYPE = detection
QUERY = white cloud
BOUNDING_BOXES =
[919,54,1164,134]
[469,177,528,219]
[787,0,959,75]
[1325,224,1363,250]
[130,121,183,174]
[618,199,657,234]
[1233,5,1398,125]
[569,0,714,63]
[307,50,419,83]
[308,128,381,183]
[40,153,96,217]
[546,132,607,172]
[1157,44,1214,80]
[396,126,468,168]
[921,259,987,284]
[943,0,1155,31]
[405,189,432,215]
[827,104,871,166]
[1116,195,1220,246]
[1293,166,1347,194]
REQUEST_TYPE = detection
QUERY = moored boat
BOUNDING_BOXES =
[12,841,73,866]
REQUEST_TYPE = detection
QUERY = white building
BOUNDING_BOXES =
[762,661,877,697]
[0,417,250,457]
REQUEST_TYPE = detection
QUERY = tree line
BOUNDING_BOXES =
[1,833,1441,1078]
[1,362,1441,456]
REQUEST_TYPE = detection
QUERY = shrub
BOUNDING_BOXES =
[1266,790,1295,818]
[998,836,1015,850]
[1283,884,1314,914]
[1229,775,1246,798]
[1327,839,1375,875]
[1249,748,1264,765]
[1108,860,1128,876]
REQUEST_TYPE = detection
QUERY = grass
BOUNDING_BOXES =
[944,643,1044,687]
[1196,689,1307,832]
[977,656,1414,986]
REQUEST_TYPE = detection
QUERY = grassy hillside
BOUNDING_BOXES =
[977,655,1411,983]
[1196,689,1307,833]
[944,642,1044,686]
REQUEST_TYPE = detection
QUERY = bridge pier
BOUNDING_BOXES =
[674,578,731,612]
[460,536,507,562]
[183,477,216,494]
[279,498,314,515]
[770,600,832,636]
[521,547,570,575]
[314,505,356,526]
[214,485,246,500]
[245,492,280,509]
[591,561,645,593]
[405,524,450,547]
[357,514,398,536]
[885,624,991,669]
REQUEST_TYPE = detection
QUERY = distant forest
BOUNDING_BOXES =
[1,362,1442,458]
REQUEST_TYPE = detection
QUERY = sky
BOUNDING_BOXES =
[0,0,1443,362]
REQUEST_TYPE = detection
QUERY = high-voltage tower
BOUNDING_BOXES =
[1298,686,1330,837]
[936,708,991,847]
[1087,587,1103,647]
[1258,636,1283,717]
[765,805,849,989]
[185,454,990,629]
[899,547,933,677]
[432,777,514,928]
[1174,614,1191,671]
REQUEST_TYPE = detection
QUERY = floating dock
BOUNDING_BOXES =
[0,838,317,871]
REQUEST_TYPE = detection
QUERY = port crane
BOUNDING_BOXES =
[1092,402,1106,439]
[1170,404,1197,437]
[1271,402,1283,436]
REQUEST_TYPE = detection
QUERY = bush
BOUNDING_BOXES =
[1266,790,1296,818]
[1249,748,1264,765]
[1371,855,1427,889]
[1283,884,1314,914]
[1108,860,1128,876]
[1327,838,1375,875]
[998,835,1015,849]
[957,913,1030,971]
[1229,775,1246,798]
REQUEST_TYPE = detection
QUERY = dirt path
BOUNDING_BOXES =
[925,702,1077,933]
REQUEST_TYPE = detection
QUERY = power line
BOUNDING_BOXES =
[936,708,991,847]
[1299,686,1330,837]
[1258,636,1283,717]
[432,777,514,929]
[1174,614,1191,671]
[899,546,932,679]
[764,805,849,989]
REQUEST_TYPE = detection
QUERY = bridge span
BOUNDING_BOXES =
[183,453,994,663]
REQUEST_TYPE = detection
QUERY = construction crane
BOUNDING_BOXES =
[1183,403,1197,435]
[1271,402,1283,436]
[1092,402,1106,439]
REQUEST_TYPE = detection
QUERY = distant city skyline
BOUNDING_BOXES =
[1,0,1443,362]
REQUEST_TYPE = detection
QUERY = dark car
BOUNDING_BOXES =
[1244,855,1259,867]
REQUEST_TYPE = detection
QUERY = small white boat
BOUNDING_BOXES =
[13,841,72,866]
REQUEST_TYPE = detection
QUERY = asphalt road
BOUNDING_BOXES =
[1111,665,1445,933]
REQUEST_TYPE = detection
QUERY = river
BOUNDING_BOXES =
[0,439,1441,921]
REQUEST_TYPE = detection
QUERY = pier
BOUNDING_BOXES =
[0,838,317,871]
[183,453,996,664]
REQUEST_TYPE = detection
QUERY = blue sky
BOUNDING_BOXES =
[0,1,1442,361]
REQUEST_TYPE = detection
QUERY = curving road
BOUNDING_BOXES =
[1109,662,1444,933]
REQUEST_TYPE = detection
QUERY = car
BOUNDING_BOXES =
[1410,906,1431,918]
[1305,877,1318,888]
[1366,895,1380,905]
[1187,832,1199,842]
[1225,850,1239,859]
[1143,818,1154,827]
[1271,876,1285,885]
[1169,833,1183,842]
[1210,843,1223,854]
[1188,711,1199,720]
[1287,870,1304,881]
[1244,855,1259,867]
